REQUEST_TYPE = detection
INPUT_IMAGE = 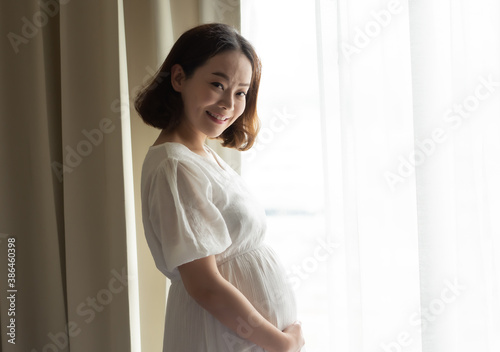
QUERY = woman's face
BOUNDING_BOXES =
[172,50,253,139]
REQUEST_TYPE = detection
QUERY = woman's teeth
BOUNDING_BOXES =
[207,111,228,121]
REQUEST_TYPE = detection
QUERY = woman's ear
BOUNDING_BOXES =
[171,64,185,93]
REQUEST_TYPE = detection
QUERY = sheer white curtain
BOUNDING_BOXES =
[241,0,500,351]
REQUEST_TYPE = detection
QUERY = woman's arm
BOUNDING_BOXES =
[178,255,304,352]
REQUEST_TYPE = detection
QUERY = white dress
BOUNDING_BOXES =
[141,142,297,352]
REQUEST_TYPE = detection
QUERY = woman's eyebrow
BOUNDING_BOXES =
[211,72,250,87]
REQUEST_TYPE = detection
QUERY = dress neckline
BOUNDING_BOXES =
[150,141,227,172]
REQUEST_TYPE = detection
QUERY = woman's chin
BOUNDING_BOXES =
[204,128,226,139]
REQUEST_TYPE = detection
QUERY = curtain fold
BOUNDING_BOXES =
[332,0,500,350]
[1,1,137,351]
[124,1,173,351]
[408,0,500,350]
[1,2,68,350]
[60,0,132,347]
[332,0,422,350]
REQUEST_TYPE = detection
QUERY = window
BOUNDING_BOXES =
[241,1,333,349]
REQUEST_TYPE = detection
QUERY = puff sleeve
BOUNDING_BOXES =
[146,157,232,274]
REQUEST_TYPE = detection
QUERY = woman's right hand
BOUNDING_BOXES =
[282,321,305,352]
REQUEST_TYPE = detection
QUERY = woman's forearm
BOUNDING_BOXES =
[178,256,297,352]
[193,276,291,352]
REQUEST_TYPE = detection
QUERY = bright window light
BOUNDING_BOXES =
[241,1,332,350]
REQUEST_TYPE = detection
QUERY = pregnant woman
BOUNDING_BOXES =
[136,23,305,352]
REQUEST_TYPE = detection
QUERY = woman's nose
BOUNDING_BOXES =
[218,91,233,110]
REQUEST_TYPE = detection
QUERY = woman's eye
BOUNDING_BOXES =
[237,92,247,97]
[211,82,224,90]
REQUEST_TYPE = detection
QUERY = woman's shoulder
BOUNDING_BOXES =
[143,142,214,179]
[145,142,204,166]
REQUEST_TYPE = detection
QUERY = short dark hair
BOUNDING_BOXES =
[134,23,261,151]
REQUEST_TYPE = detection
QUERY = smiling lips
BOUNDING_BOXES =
[206,110,230,124]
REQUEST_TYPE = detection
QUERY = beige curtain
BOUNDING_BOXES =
[1,0,138,351]
[0,1,241,351]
